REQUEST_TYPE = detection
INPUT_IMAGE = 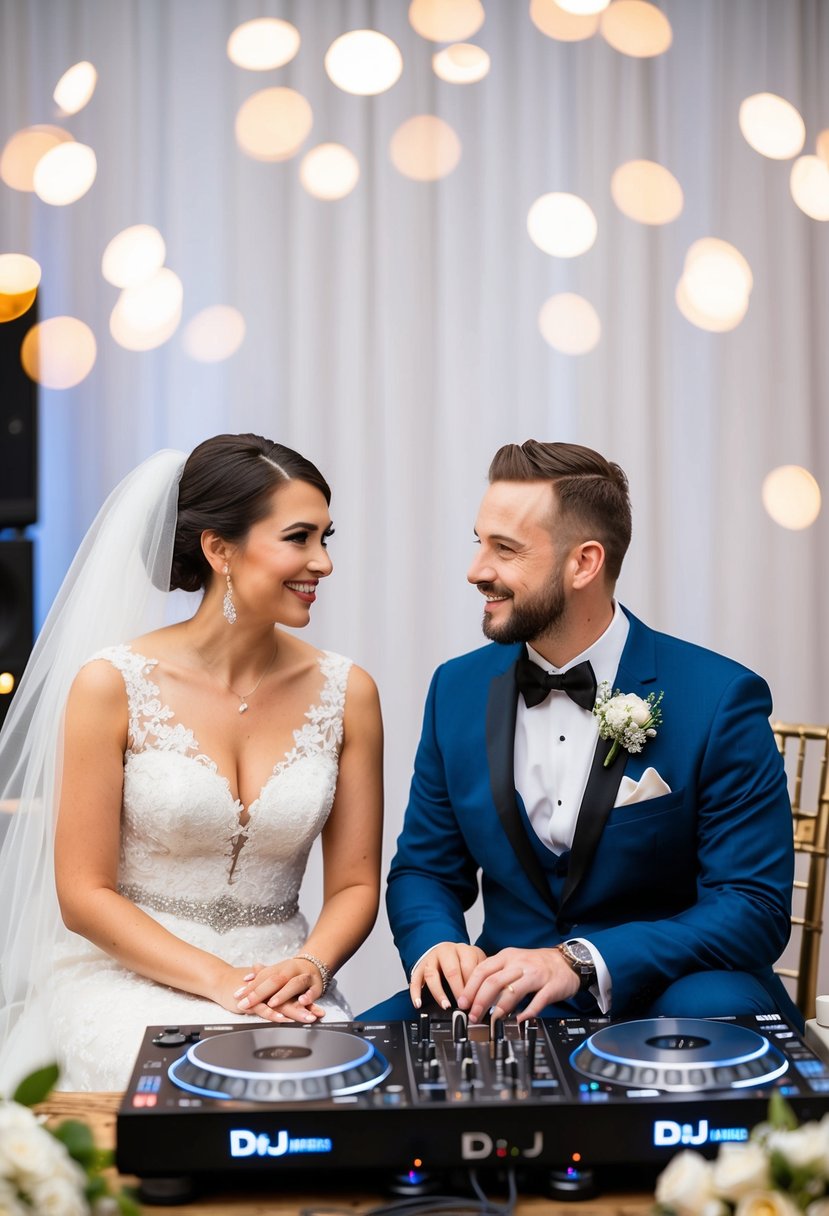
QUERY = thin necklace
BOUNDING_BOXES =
[194,643,278,714]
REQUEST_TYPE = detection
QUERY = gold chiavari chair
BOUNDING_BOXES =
[772,723,829,1021]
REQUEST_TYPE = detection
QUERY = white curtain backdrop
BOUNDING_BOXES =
[1,0,828,1014]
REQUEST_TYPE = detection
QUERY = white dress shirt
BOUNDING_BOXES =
[514,601,630,1011]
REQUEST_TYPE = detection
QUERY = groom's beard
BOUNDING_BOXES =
[480,566,566,646]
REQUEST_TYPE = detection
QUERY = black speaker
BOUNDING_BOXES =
[0,300,39,527]
[0,539,33,729]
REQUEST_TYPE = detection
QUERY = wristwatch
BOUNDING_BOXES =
[556,940,597,991]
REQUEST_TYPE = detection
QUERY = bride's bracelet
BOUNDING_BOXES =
[295,952,331,995]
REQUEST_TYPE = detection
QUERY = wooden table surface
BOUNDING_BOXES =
[36,1092,657,1216]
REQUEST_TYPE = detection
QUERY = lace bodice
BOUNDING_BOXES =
[92,644,352,920]
[35,643,355,1091]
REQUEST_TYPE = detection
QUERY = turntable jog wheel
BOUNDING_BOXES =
[169,1026,392,1102]
[570,1017,789,1092]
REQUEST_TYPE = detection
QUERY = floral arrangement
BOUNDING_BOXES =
[0,1064,139,1215]
[655,1093,829,1216]
[593,682,664,768]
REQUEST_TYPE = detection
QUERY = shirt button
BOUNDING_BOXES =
[559,735,565,742]
[557,800,562,806]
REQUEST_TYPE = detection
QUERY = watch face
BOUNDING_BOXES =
[566,941,593,966]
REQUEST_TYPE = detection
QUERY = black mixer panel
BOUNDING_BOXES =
[116,1011,829,1197]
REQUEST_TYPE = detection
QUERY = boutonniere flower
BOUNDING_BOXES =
[593,681,664,768]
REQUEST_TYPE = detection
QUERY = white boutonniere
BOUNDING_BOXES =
[593,681,664,768]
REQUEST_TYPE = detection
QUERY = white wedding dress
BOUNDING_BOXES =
[46,644,354,1091]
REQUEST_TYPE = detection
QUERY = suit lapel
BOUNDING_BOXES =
[486,663,558,915]
[558,609,660,919]
[559,735,625,916]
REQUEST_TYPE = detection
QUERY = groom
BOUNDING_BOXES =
[362,440,801,1028]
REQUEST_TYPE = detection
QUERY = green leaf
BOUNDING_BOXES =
[768,1090,799,1132]
[52,1118,96,1166]
[116,1189,144,1216]
[84,1174,108,1200]
[12,1063,60,1107]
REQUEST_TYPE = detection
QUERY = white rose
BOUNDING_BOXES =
[604,701,630,730]
[619,693,652,726]
[768,1124,829,1171]
[655,1150,715,1215]
[0,1103,39,1134]
[806,1202,829,1216]
[711,1142,771,1200]
[0,1176,28,1216]
[29,1173,90,1216]
[0,1121,60,1188]
[52,1155,88,1190]
[735,1190,802,1216]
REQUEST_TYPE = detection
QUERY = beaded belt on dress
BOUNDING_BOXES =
[118,883,299,934]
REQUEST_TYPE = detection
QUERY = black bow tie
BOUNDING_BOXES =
[514,657,598,711]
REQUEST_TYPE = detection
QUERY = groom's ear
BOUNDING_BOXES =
[200,529,232,573]
[568,539,606,590]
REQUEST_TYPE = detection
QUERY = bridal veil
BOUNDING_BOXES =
[0,448,187,1091]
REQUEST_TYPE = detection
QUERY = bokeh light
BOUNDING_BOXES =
[527,192,597,257]
[0,254,41,295]
[101,225,166,288]
[1,126,73,192]
[182,306,246,362]
[557,0,609,12]
[33,142,96,205]
[116,267,183,332]
[529,0,600,40]
[110,269,184,352]
[235,88,313,162]
[324,31,403,96]
[0,673,14,696]
[110,305,181,352]
[53,61,98,115]
[300,143,360,199]
[790,155,829,221]
[21,316,97,388]
[227,18,300,70]
[600,0,672,57]
[408,0,485,42]
[390,115,462,181]
[762,465,822,530]
[675,238,753,332]
[818,130,829,168]
[538,293,601,354]
[432,43,490,84]
[0,254,41,323]
[611,159,683,224]
[674,275,749,333]
[738,93,805,160]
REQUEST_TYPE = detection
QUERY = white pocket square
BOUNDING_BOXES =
[615,767,672,807]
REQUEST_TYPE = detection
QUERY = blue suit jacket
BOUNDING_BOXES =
[386,608,795,1018]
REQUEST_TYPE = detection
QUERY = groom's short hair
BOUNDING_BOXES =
[488,440,632,582]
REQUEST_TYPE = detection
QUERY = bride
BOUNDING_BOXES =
[0,433,383,1091]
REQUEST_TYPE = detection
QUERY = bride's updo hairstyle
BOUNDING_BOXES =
[169,433,331,594]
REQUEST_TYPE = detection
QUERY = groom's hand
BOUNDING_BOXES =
[458,947,580,1023]
[410,942,487,1010]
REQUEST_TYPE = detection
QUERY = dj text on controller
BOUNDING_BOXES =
[117,1011,829,1197]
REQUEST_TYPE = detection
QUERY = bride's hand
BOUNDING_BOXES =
[233,960,327,1023]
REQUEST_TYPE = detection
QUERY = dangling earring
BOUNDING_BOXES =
[222,564,237,625]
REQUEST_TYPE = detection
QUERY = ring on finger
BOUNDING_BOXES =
[506,983,515,994]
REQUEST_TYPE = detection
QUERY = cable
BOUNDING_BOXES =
[299,1166,518,1216]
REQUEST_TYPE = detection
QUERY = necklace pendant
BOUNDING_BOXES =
[238,701,249,714]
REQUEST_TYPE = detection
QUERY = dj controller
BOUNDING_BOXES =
[117,1010,829,1201]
